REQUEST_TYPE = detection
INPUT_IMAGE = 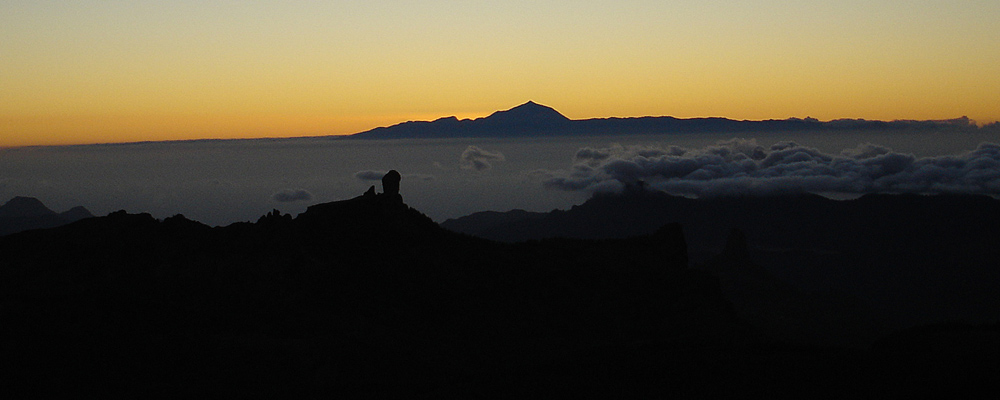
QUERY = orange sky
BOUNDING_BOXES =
[3,1,999,147]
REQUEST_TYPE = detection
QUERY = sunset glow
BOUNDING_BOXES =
[4,1,999,147]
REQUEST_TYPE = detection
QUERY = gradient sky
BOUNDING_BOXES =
[3,1,999,147]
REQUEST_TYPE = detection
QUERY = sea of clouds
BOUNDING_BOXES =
[536,139,1000,197]
[3,130,1000,226]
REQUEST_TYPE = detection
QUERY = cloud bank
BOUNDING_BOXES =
[355,170,387,181]
[461,146,505,171]
[273,189,313,202]
[355,170,435,181]
[538,139,1000,197]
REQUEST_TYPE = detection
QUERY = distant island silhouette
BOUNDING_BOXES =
[350,101,997,139]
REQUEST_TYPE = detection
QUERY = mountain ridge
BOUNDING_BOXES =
[351,101,995,139]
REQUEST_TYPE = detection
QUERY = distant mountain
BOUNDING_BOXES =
[478,100,571,129]
[352,101,573,139]
[59,206,94,221]
[0,196,54,218]
[351,101,993,139]
[0,196,94,236]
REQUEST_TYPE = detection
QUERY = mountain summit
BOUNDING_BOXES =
[480,101,570,128]
[0,196,55,219]
[352,101,574,139]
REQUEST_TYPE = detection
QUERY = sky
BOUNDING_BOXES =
[3,1,1000,147]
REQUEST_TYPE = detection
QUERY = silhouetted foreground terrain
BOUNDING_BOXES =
[2,181,998,397]
[445,188,1000,331]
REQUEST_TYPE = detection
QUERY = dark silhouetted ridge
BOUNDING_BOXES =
[0,196,94,236]
[1,171,766,397]
[2,173,997,397]
[352,101,572,139]
[349,102,995,139]
[443,190,1000,331]
[0,196,54,218]
[59,206,94,221]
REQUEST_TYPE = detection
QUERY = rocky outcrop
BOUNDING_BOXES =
[294,170,439,245]
[381,170,401,197]
[256,209,292,225]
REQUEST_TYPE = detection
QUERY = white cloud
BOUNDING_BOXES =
[355,170,387,181]
[273,189,313,202]
[356,170,434,181]
[460,146,505,171]
[542,140,1000,197]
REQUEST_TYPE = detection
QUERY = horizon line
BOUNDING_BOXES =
[3,102,996,149]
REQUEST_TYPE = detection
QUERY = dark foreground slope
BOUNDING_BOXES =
[2,189,998,398]
[1,191,737,398]
[443,189,1000,329]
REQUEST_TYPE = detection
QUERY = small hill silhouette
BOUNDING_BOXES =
[0,196,94,236]
[0,196,54,218]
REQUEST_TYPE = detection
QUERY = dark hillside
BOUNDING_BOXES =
[1,182,745,397]
[443,189,1000,329]
[2,175,997,397]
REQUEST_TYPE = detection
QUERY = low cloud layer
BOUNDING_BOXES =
[355,170,435,182]
[461,146,505,171]
[273,189,313,202]
[355,170,387,181]
[538,139,1000,197]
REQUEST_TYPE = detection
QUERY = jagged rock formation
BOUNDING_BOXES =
[0,196,94,236]
[256,209,292,225]
[381,169,401,197]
